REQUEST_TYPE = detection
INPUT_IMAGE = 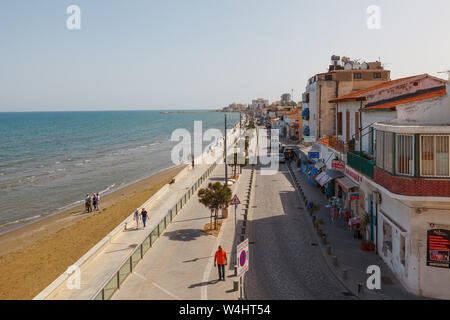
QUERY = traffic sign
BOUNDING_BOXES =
[237,238,249,277]
[230,194,241,206]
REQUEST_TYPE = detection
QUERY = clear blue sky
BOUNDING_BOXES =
[1,0,449,111]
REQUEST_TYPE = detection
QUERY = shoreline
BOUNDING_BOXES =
[0,164,180,237]
[0,164,185,299]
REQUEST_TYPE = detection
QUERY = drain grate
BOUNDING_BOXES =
[341,291,355,297]
[310,243,319,246]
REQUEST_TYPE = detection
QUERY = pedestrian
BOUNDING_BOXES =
[92,193,97,211]
[140,208,148,228]
[84,193,90,213]
[96,193,100,210]
[134,209,140,229]
[88,194,93,212]
[214,245,227,281]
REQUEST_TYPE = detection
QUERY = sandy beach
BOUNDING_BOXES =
[0,165,185,300]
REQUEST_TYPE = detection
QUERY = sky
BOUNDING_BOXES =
[0,0,449,111]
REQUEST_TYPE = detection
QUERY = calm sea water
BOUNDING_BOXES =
[0,111,239,233]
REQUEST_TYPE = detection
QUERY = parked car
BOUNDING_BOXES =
[284,147,294,161]
[279,154,286,163]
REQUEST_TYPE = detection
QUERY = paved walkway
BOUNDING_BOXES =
[45,163,213,300]
[112,164,252,300]
[288,162,423,300]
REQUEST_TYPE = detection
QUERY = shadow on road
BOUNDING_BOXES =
[188,279,220,288]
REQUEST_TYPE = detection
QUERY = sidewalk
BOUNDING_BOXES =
[288,162,423,300]
[44,164,212,300]
[111,165,252,300]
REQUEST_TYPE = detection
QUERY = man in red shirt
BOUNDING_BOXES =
[214,245,228,281]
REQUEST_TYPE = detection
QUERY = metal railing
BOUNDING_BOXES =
[92,161,217,300]
[347,151,375,179]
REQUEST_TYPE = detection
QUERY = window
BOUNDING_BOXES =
[376,131,393,173]
[420,135,450,177]
[337,112,343,136]
[373,72,382,79]
[384,132,394,173]
[376,131,384,169]
[355,112,360,141]
[325,74,333,81]
[396,134,414,176]
[354,73,362,80]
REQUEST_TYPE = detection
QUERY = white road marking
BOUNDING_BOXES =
[152,282,182,300]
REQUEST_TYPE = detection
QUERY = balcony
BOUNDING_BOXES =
[318,135,346,154]
[347,151,375,179]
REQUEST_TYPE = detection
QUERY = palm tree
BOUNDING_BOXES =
[198,182,232,230]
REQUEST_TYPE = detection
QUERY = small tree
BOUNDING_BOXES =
[198,182,232,230]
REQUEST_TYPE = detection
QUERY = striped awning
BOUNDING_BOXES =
[337,176,359,192]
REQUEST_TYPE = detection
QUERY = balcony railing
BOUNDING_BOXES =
[347,151,375,179]
[318,135,346,154]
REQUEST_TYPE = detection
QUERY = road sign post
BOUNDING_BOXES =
[236,238,249,300]
[230,194,241,230]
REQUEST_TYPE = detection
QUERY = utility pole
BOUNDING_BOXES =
[224,114,228,186]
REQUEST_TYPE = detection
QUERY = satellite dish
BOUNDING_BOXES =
[353,62,361,70]
[344,63,352,70]
[361,62,369,70]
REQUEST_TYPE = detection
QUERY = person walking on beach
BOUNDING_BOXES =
[134,209,140,229]
[87,194,93,212]
[214,245,227,281]
[140,208,148,228]
[92,193,98,211]
[84,193,90,213]
[96,193,100,210]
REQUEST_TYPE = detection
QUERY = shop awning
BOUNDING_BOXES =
[325,169,345,180]
[315,172,331,186]
[315,169,345,187]
[337,176,359,192]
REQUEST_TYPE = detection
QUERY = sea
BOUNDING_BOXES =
[0,110,240,234]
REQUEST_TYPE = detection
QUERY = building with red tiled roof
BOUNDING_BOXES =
[326,74,446,157]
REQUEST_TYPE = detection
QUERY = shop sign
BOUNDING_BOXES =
[345,167,361,183]
[427,224,450,269]
[332,160,345,172]
[308,152,320,160]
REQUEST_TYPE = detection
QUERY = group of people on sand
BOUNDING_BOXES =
[133,208,148,229]
[84,193,100,213]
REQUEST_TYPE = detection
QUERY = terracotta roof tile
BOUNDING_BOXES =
[329,75,424,103]
[361,88,446,111]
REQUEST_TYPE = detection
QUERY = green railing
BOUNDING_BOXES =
[92,161,217,300]
[347,151,375,179]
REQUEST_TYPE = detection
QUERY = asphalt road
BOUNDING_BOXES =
[245,159,355,300]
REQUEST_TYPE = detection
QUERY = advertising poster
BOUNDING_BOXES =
[427,225,450,269]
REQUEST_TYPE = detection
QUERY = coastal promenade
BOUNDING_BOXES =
[112,164,252,300]
[35,122,243,300]
[40,163,210,300]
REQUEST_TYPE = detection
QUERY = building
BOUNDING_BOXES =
[319,77,450,299]
[301,56,391,143]
[250,98,269,110]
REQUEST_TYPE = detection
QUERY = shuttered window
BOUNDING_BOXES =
[384,132,394,173]
[420,135,450,177]
[396,134,414,176]
[355,112,360,141]
[337,112,343,136]
[376,131,384,169]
